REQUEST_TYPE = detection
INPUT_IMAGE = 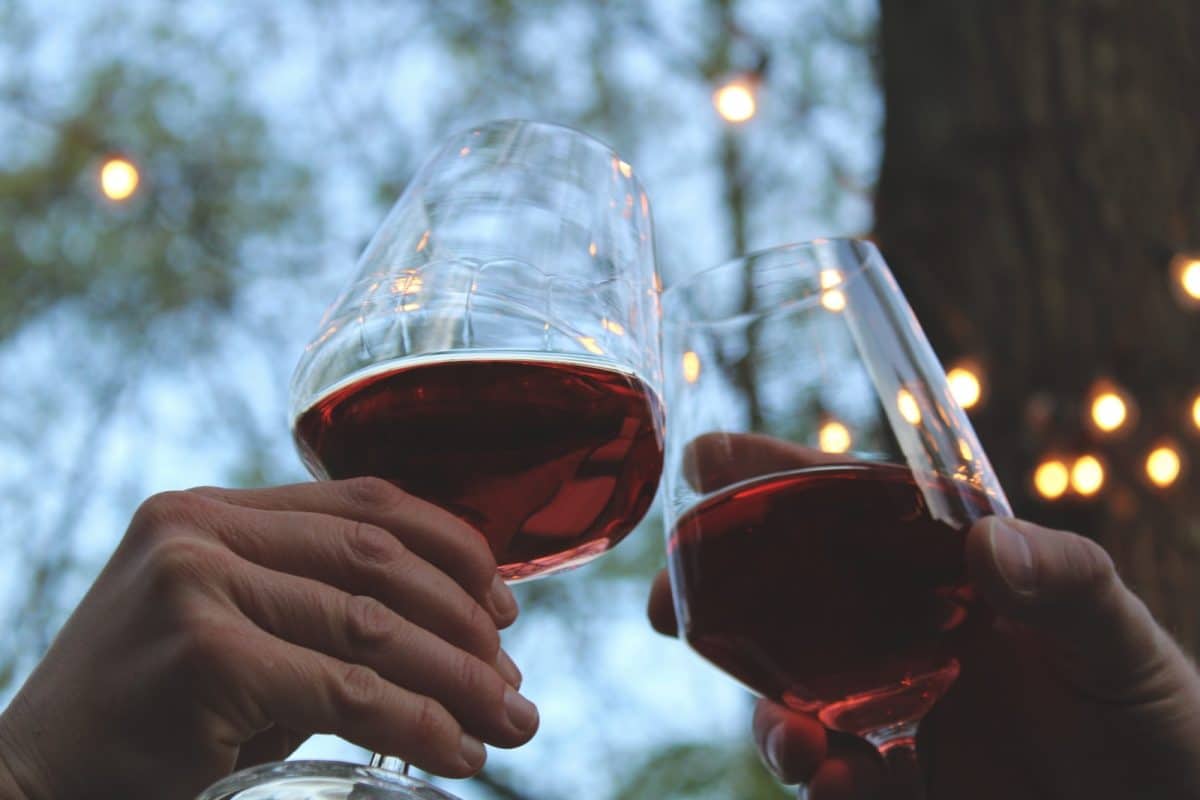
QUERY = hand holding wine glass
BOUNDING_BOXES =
[647,434,1200,798]
[0,478,535,800]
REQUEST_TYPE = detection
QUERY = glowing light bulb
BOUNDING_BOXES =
[99,157,139,201]
[1181,259,1200,300]
[1089,391,1128,433]
[947,367,982,410]
[713,81,757,123]
[1070,455,1105,497]
[1145,446,1182,488]
[1191,394,1200,430]
[1033,459,1069,500]
[819,421,852,454]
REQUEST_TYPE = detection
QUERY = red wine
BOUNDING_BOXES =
[668,463,991,736]
[295,354,664,581]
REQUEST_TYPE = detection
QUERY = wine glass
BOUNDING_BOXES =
[199,119,663,799]
[660,239,1010,798]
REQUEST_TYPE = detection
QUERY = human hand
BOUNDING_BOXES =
[647,434,1200,799]
[0,477,538,800]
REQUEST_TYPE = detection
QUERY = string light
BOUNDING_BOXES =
[1145,445,1182,489]
[99,156,139,201]
[818,420,852,454]
[1088,386,1130,434]
[946,365,983,411]
[1033,459,1070,500]
[713,79,757,123]
[1070,455,1105,497]
[1170,252,1200,306]
[1191,393,1200,431]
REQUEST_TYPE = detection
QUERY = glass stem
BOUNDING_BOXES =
[369,753,410,775]
[865,721,925,800]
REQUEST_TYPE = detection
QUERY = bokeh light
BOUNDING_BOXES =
[1145,445,1182,488]
[99,157,140,201]
[818,420,852,454]
[1070,454,1105,497]
[1090,391,1128,433]
[1033,459,1070,500]
[713,80,756,123]
[946,366,982,410]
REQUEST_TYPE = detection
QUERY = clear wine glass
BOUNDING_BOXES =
[660,239,1011,798]
[199,119,663,799]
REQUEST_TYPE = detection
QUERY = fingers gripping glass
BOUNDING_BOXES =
[661,240,1010,798]
[199,120,664,799]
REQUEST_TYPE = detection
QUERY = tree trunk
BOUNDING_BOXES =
[874,0,1200,652]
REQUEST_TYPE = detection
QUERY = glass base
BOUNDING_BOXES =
[197,761,462,800]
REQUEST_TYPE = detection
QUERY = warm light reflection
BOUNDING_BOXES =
[416,230,431,252]
[99,157,140,201]
[602,318,626,336]
[819,421,852,454]
[713,81,757,122]
[682,351,701,384]
[819,269,843,289]
[1033,459,1070,500]
[588,242,598,257]
[618,160,633,178]
[1192,394,1200,431]
[958,437,974,462]
[1090,391,1128,433]
[1146,446,1182,488]
[821,289,846,312]
[459,146,471,157]
[391,273,423,296]
[1071,455,1105,497]
[897,389,922,425]
[947,367,982,410]
[578,337,604,356]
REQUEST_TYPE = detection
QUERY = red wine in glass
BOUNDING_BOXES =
[295,353,664,581]
[668,462,991,737]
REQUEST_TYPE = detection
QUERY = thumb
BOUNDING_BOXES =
[966,516,1181,702]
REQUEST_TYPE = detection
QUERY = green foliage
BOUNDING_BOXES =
[614,741,792,800]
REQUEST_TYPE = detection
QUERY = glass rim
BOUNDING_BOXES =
[195,760,462,800]
[432,117,641,181]
[661,237,881,325]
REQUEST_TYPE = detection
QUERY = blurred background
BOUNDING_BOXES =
[1,1,1197,797]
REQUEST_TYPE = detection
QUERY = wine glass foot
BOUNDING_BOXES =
[197,761,462,800]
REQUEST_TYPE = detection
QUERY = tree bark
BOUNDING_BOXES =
[874,0,1200,652]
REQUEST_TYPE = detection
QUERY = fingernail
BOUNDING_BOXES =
[496,648,523,688]
[503,687,539,733]
[763,723,787,779]
[490,575,518,620]
[987,517,1034,595]
[459,734,486,770]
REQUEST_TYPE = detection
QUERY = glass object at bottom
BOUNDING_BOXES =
[196,761,461,800]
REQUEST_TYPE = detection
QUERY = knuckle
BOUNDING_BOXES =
[144,534,230,587]
[450,650,496,704]
[344,521,403,570]
[1064,534,1117,599]
[409,695,449,742]
[334,663,385,716]
[342,476,404,511]
[462,601,501,659]
[344,594,397,652]
[130,490,210,540]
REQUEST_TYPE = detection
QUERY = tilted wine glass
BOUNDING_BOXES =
[199,119,663,800]
[661,239,1010,798]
